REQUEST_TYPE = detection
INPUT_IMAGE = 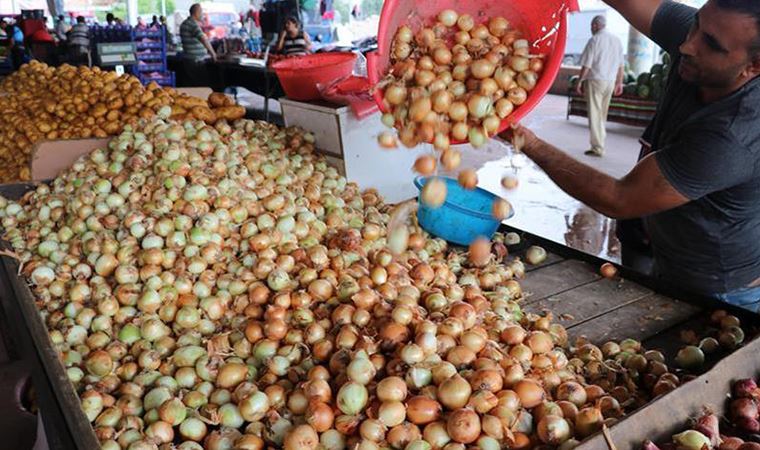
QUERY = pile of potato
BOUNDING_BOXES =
[0,61,245,183]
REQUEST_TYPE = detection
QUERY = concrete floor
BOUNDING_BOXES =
[237,89,646,262]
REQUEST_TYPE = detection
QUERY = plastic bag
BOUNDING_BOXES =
[317,52,378,119]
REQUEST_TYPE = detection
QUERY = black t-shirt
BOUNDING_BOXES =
[642,1,760,294]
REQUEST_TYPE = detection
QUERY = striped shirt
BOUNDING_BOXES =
[68,23,89,49]
[282,32,308,55]
[180,17,208,60]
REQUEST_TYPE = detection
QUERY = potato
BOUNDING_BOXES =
[191,106,218,124]
[208,92,231,107]
[215,105,246,121]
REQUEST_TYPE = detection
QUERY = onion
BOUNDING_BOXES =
[416,29,436,48]
[482,115,501,135]
[517,71,539,91]
[731,397,759,421]
[514,380,545,408]
[530,57,545,72]
[438,375,472,409]
[438,9,459,27]
[457,15,474,32]
[469,238,491,267]
[337,382,368,415]
[537,415,571,445]
[600,262,617,278]
[467,95,492,119]
[407,396,442,425]
[451,123,469,141]
[414,155,437,176]
[385,84,407,106]
[283,425,319,450]
[575,407,603,437]
[433,47,453,65]
[415,70,436,87]
[525,246,547,265]
[410,97,433,122]
[448,102,468,122]
[441,149,462,171]
[457,170,478,190]
[480,79,500,97]
[421,178,447,208]
[488,17,510,37]
[468,127,487,148]
[675,346,704,370]
[508,87,528,105]
[471,60,496,80]
[432,91,453,114]
[379,401,406,427]
[734,379,758,398]
[396,25,413,43]
[673,431,711,450]
[501,175,519,189]
[527,331,553,354]
[446,409,481,444]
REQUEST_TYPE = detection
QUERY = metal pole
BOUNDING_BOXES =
[161,0,166,17]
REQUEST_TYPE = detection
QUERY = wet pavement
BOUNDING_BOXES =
[452,94,645,263]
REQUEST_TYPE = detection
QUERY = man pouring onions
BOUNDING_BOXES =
[502,0,760,310]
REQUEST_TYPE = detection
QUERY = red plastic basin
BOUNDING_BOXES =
[367,0,579,142]
[272,52,358,101]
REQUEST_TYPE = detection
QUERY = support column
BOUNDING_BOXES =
[626,25,655,74]
[126,0,138,25]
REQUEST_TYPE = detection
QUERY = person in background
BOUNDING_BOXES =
[55,15,71,42]
[67,16,90,66]
[276,16,311,56]
[105,13,115,26]
[4,18,27,69]
[150,15,160,28]
[136,17,147,29]
[575,15,624,157]
[180,3,216,86]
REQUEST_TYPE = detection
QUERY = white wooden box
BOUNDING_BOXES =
[280,98,429,204]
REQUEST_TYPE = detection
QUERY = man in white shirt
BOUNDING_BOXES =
[576,15,625,157]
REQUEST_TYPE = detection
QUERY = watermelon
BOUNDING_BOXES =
[637,72,651,86]
[662,52,672,65]
[637,84,651,99]
[650,74,663,90]
[650,63,664,76]
[623,83,637,96]
[625,70,636,84]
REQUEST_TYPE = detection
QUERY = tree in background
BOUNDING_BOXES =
[97,0,176,24]
[360,0,382,17]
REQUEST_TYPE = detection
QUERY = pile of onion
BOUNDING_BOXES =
[0,107,698,449]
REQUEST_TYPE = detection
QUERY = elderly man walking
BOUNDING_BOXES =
[576,15,625,157]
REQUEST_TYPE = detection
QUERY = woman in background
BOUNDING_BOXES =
[276,16,311,56]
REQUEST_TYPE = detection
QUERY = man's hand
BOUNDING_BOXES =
[210,52,217,62]
[614,82,624,96]
[575,80,584,96]
[498,123,540,153]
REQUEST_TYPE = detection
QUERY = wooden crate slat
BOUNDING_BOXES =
[567,293,701,343]
[521,259,600,304]
[524,278,653,326]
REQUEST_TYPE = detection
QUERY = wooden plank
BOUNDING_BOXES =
[31,138,110,181]
[568,293,701,344]
[578,336,760,450]
[524,251,565,272]
[524,278,653,327]
[1,256,100,450]
[520,259,600,304]
[175,86,213,99]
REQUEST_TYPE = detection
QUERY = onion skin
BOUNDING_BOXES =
[734,379,759,399]
[446,408,481,444]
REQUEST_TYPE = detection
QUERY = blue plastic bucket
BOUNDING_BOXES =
[414,176,514,246]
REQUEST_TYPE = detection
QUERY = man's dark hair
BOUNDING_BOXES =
[190,4,201,16]
[714,0,760,53]
[77,16,85,24]
[106,12,114,22]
